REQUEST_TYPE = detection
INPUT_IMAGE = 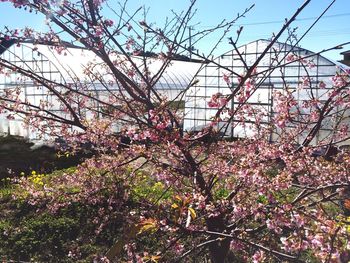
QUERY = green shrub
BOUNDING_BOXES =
[0,213,79,262]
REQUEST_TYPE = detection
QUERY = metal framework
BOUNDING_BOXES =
[184,39,350,145]
[1,39,349,144]
[0,40,201,140]
[0,42,65,138]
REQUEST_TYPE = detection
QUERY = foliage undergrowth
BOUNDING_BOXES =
[0,159,347,262]
[0,167,176,262]
[1,169,113,262]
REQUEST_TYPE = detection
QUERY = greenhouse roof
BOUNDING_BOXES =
[0,38,204,91]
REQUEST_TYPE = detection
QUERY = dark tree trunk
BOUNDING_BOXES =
[206,215,231,263]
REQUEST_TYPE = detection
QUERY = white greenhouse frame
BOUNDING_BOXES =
[183,40,350,146]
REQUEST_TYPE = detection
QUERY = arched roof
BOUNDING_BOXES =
[183,39,350,145]
[219,39,349,72]
[0,39,202,92]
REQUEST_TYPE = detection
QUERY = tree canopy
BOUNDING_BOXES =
[0,0,350,262]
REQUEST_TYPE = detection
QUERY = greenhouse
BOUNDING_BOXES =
[0,39,201,139]
[0,38,349,145]
[183,39,350,145]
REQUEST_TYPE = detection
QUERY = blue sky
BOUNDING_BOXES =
[0,0,349,61]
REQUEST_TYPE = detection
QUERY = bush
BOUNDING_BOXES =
[0,211,79,261]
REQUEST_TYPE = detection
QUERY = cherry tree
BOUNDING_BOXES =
[1,0,350,262]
